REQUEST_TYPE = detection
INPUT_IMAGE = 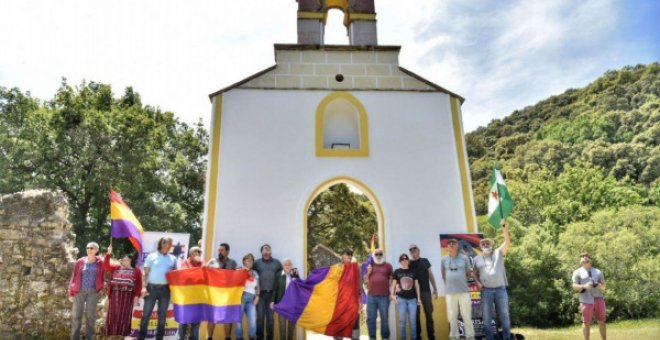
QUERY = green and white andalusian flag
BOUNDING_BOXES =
[488,165,514,229]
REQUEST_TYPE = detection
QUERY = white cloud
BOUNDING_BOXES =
[405,0,628,131]
[0,0,650,132]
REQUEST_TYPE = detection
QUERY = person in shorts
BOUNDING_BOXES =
[572,252,607,340]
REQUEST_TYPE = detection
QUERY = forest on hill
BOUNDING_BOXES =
[466,63,659,325]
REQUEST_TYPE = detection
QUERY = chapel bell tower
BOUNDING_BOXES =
[297,0,377,46]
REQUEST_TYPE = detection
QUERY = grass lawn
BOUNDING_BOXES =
[512,318,660,340]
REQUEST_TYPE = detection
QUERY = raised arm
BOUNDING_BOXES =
[102,246,120,272]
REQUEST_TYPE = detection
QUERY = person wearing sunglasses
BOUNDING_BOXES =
[473,220,511,340]
[365,248,393,340]
[408,244,438,340]
[391,253,421,340]
[572,252,607,340]
[68,241,106,340]
[441,239,475,340]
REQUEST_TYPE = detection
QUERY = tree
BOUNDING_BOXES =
[0,81,208,252]
[307,183,377,268]
[557,206,660,321]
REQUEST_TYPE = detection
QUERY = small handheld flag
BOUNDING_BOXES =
[110,188,144,253]
[488,164,514,228]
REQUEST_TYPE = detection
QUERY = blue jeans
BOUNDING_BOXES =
[177,322,200,340]
[396,297,417,340]
[367,295,390,339]
[481,287,511,340]
[139,284,171,340]
[236,292,257,339]
[256,290,274,340]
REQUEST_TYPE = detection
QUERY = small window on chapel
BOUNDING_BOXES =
[316,92,369,157]
[323,99,360,149]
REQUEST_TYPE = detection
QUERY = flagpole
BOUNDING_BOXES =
[109,187,113,249]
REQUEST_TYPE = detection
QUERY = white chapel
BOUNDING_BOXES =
[202,1,477,338]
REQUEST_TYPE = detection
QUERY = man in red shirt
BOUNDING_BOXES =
[365,248,393,340]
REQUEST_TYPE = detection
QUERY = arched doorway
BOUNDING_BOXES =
[302,176,385,339]
[302,176,385,273]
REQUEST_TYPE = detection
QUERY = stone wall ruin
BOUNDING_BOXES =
[0,190,78,339]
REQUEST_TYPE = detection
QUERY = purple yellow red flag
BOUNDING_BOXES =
[167,267,247,323]
[110,188,144,253]
[274,262,360,337]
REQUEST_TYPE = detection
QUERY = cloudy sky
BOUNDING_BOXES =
[1,0,658,132]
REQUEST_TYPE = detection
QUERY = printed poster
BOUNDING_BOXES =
[127,232,190,339]
[439,233,497,338]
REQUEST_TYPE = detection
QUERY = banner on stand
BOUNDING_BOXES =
[127,232,190,339]
[439,233,496,338]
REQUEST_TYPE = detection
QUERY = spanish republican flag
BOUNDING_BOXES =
[167,267,247,323]
[109,189,144,253]
[274,262,359,337]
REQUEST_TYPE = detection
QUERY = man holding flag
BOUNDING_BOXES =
[473,164,513,340]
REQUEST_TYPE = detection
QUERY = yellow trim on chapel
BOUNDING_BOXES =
[326,0,349,11]
[297,11,326,20]
[204,95,222,262]
[315,92,369,158]
[450,96,477,233]
[302,176,385,275]
[346,13,377,21]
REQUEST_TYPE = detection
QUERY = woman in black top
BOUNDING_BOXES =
[390,253,421,340]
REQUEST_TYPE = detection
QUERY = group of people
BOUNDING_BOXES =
[361,221,511,340]
[68,239,299,340]
[69,220,607,340]
[363,220,608,340]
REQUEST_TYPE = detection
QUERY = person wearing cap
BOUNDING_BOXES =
[391,253,421,340]
[408,243,438,340]
[138,236,177,340]
[441,239,475,340]
[207,242,238,340]
[365,248,393,340]
[572,252,607,340]
[254,244,283,340]
[334,249,361,340]
[178,246,205,340]
[473,220,511,340]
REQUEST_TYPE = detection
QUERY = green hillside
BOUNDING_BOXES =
[466,63,659,326]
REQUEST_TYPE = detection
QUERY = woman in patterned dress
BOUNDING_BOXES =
[103,245,143,337]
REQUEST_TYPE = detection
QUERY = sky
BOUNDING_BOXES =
[1,0,658,132]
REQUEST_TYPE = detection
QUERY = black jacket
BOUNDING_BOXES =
[273,269,299,303]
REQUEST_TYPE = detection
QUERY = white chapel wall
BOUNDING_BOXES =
[206,88,473,283]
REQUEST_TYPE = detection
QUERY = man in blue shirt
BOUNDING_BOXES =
[138,236,178,340]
